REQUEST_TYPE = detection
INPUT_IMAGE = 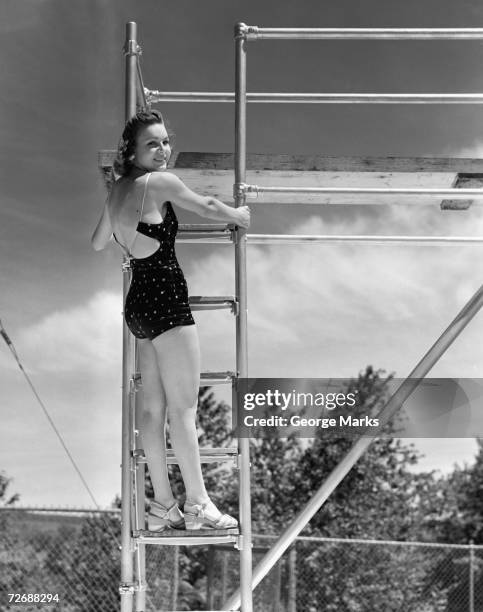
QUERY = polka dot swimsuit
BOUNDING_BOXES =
[115,174,195,340]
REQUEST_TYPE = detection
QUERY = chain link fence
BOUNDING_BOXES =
[1,507,482,611]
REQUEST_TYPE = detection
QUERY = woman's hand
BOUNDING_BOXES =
[150,173,252,226]
[236,205,251,229]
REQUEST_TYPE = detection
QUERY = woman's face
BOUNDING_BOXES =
[133,122,171,172]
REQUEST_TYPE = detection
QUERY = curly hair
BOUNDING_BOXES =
[113,109,165,177]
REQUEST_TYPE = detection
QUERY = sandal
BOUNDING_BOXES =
[147,500,185,532]
[184,499,238,530]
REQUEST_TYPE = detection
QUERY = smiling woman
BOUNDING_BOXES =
[91,108,249,531]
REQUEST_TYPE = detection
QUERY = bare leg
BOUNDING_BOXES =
[137,338,175,508]
[151,324,209,503]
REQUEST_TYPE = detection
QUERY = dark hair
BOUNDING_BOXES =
[113,109,165,177]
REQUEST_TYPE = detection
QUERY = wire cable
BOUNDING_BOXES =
[0,318,121,546]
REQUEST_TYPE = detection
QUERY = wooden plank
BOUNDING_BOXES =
[98,151,483,207]
[99,150,483,173]
[442,173,483,210]
[135,528,239,546]
[174,169,469,206]
[173,152,483,173]
[137,527,239,538]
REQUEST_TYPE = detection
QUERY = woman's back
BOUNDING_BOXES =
[109,173,168,259]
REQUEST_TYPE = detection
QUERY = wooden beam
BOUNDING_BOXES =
[99,150,483,173]
[98,151,483,208]
[442,173,483,210]
[172,152,483,173]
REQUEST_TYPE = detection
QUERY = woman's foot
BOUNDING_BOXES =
[147,500,185,532]
[184,498,238,530]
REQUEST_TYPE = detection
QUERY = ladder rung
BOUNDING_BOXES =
[213,543,268,553]
[179,223,235,232]
[178,224,235,243]
[134,447,238,465]
[177,235,233,244]
[201,370,235,385]
[134,528,239,546]
[189,296,237,312]
[131,371,235,387]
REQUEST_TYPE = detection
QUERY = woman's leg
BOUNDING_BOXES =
[151,325,209,503]
[137,338,175,508]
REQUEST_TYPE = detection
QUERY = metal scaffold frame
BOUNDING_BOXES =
[114,21,483,612]
[226,22,483,611]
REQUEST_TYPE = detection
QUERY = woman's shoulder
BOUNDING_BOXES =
[112,174,148,198]
[108,176,138,216]
[147,172,185,198]
[148,171,180,186]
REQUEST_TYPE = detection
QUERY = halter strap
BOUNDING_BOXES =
[114,172,151,259]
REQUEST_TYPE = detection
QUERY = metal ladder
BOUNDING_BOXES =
[114,21,253,612]
[126,224,248,612]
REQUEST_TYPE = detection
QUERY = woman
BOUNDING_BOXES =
[92,109,250,531]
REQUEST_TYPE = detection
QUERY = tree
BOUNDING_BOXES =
[256,367,444,611]
[0,470,19,508]
[423,439,483,611]
[44,514,121,612]
[293,370,406,535]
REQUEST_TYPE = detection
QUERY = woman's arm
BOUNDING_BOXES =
[91,200,113,251]
[151,172,250,228]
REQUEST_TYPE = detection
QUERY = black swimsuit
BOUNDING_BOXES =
[115,174,195,340]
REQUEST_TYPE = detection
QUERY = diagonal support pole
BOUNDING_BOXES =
[223,283,483,610]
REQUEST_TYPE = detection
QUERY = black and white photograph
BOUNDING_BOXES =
[2,1,483,610]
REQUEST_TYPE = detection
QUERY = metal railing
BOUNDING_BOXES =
[242,185,483,198]
[146,91,483,105]
[242,27,483,40]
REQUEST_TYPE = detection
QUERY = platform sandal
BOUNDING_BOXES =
[147,500,185,532]
[184,499,238,530]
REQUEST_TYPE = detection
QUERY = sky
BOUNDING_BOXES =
[2,0,483,508]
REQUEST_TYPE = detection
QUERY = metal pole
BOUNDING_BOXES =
[135,57,148,110]
[221,550,229,605]
[223,283,483,610]
[233,21,253,612]
[246,235,483,245]
[120,20,138,612]
[133,386,146,612]
[272,561,282,612]
[245,186,483,198]
[206,547,216,610]
[469,540,475,612]
[244,27,483,40]
[146,91,483,104]
[170,546,180,611]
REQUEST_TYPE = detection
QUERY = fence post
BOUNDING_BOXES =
[170,545,179,611]
[287,545,297,612]
[469,540,475,612]
[206,547,215,609]
[221,548,229,604]
[272,560,282,612]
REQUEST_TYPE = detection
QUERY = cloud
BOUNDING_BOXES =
[441,141,483,159]
[12,291,122,374]
[183,210,483,378]
[7,205,483,381]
